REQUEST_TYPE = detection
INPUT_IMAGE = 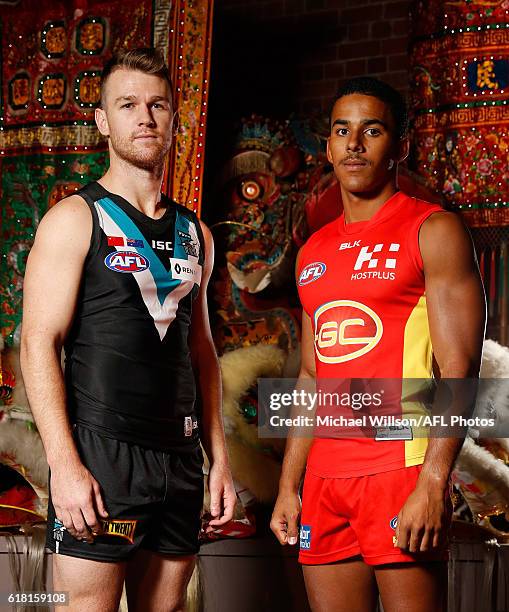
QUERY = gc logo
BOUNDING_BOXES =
[314,300,383,363]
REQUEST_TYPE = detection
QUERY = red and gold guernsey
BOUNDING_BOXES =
[297,190,444,477]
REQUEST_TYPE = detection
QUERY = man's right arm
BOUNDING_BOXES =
[20,195,108,542]
[270,307,316,546]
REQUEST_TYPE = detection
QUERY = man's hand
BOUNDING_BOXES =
[50,460,109,543]
[269,304,314,548]
[395,480,448,553]
[270,489,301,546]
[393,211,484,556]
[207,461,236,528]
[189,222,235,531]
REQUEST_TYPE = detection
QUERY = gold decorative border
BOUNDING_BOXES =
[462,208,509,227]
[413,104,509,130]
[165,0,214,215]
[0,124,103,150]
[153,0,172,65]
[413,28,509,59]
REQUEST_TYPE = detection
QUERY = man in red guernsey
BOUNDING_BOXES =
[270,77,486,611]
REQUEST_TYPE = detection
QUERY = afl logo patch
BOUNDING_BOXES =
[390,516,398,530]
[299,262,326,286]
[105,251,150,273]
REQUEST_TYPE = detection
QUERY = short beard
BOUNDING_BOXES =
[109,133,171,172]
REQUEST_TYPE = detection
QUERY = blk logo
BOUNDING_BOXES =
[354,243,400,271]
[299,262,326,286]
[339,240,361,250]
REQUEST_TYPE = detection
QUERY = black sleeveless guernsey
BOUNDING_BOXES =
[64,182,205,450]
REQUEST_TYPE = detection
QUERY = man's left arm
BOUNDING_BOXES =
[190,220,235,527]
[396,211,486,553]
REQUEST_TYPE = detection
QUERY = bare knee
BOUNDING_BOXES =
[127,590,186,612]
[303,559,378,612]
[376,561,447,612]
[125,551,196,612]
[52,554,125,612]
[165,596,186,612]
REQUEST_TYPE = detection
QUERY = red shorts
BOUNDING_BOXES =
[299,465,451,565]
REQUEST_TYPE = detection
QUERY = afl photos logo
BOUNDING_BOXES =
[314,300,383,363]
[299,262,326,286]
[105,251,150,273]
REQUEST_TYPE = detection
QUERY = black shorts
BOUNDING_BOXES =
[46,424,204,562]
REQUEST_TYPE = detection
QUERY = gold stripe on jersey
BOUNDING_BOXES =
[402,294,434,467]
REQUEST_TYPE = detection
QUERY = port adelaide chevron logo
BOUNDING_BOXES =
[299,262,326,286]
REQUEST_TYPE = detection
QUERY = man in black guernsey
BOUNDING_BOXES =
[21,48,235,611]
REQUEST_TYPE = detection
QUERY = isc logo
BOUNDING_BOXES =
[152,240,173,251]
[105,251,150,273]
[298,262,326,286]
[314,300,383,363]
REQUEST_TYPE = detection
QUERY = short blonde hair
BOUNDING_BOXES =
[100,47,173,107]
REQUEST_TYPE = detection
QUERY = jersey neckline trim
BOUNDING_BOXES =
[338,190,409,236]
[92,181,174,227]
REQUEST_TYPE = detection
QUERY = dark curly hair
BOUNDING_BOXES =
[329,77,408,139]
